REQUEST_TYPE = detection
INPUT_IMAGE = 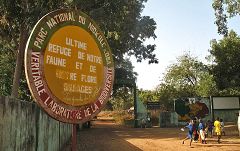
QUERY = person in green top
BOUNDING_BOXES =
[214,117,221,143]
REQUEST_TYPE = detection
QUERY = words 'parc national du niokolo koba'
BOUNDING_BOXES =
[24,9,114,124]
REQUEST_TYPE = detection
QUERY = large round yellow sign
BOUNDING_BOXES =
[44,26,104,106]
[25,9,114,123]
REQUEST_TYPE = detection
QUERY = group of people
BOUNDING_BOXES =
[182,117,225,146]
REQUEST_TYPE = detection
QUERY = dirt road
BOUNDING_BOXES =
[63,120,240,151]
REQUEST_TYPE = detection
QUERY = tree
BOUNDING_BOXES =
[163,54,208,96]
[155,84,176,111]
[212,1,240,95]
[212,0,240,36]
[210,30,240,93]
[0,0,157,99]
[0,0,68,98]
[74,0,158,64]
[0,45,14,96]
[138,89,159,103]
[110,87,134,110]
[113,58,137,94]
[156,54,217,110]
[110,58,137,110]
[196,72,218,97]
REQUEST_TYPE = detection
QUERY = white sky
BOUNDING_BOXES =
[132,0,240,90]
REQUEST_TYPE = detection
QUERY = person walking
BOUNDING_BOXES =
[214,117,222,143]
[198,119,207,144]
[220,119,225,136]
[192,118,199,142]
[205,120,213,138]
[182,119,194,147]
[141,118,146,128]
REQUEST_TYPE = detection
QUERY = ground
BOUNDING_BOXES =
[63,119,240,151]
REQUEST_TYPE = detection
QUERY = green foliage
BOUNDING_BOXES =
[155,54,217,110]
[210,31,240,91]
[18,74,33,101]
[212,0,240,36]
[196,73,218,97]
[114,58,138,84]
[163,54,208,96]
[211,0,240,94]
[0,0,68,42]
[109,87,134,110]
[0,46,14,96]
[111,59,136,111]
[75,0,158,64]
[138,89,159,104]
[212,1,240,95]
[155,84,176,110]
[218,87,240,95]
[0,0,69,99]
[110,60,138,111]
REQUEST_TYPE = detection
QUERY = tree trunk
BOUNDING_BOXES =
[11,25,28,98]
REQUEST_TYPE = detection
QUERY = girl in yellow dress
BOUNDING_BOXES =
[214,117,221,143]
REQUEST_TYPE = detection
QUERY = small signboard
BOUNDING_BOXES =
[25,9,114,124]
[147,102,160,110]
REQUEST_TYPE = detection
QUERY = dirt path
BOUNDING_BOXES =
[63,120,240,151]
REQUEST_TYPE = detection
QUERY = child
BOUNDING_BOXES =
[141,118,146,128]
[198,119,207,144]
[214,117,222,143]
[182,119,194,146]
[192,118,199,142]
[205,120,213,138]
[220,119,225,136]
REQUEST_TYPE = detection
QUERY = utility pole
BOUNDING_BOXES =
[133,83,138,128]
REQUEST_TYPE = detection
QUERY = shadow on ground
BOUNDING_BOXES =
[62,119,240,151]
[62,120,142,151]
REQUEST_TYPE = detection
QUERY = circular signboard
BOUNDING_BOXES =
[25,9,114,123]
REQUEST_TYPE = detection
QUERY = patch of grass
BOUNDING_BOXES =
[98,110,134,125]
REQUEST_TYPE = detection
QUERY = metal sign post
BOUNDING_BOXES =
[72,124,77,151]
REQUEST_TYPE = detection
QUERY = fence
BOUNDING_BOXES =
[159,112,178,127]
[0,96,72,151]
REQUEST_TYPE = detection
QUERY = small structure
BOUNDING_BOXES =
[211,96,240,122]
[146,101,161,127]
[136,96,148,127]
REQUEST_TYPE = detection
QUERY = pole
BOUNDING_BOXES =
[210,96,215,121]
[72,124,77,151]
[134,84,138,128]
[59,121,60,150]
